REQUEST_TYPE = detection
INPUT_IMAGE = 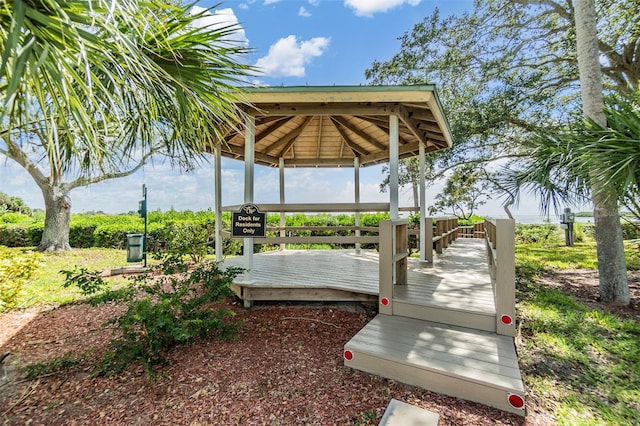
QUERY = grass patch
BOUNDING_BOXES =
[8,247,130,308]
[517,253,640,424]
[516,241,640,270]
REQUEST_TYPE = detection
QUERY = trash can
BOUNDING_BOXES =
[126,233,145,262]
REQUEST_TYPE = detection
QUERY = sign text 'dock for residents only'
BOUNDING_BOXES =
[232,204,266,238]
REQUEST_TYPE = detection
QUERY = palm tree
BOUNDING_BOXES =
[0,0,251,250]
[504,93,637,305]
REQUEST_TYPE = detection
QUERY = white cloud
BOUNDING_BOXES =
[254,35,330,78]
[264,0,281,4]
[344,0,422,17]
[308,0,320,6]
[299,6,311,17]
[190,6,249,46]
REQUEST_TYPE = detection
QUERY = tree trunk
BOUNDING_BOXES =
[574,0,629,304]
[38,184,72,251]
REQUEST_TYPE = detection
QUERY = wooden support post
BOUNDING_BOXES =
[495,219,516,336]
[279,157,286,251]
[419,142,427,262]
[244,115,255,282]
[389,115,399,220]
[435,220,444,254]
[214,145,223,262]
[378,220,393,315]
[395,222,408,285]
[354,157,361,254]
[424,217,433,264]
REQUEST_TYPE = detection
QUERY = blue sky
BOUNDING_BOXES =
[1,0,559,218]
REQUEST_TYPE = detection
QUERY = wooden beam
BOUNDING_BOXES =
[254,117,293,146]
[329,117,370,156]
[331,116,387,151]
[360,141,422,165]
[222,202,390,213]
[270,116,314,157]
[398,105,433,148]
[222,143,280,165]
[246,103,400,117]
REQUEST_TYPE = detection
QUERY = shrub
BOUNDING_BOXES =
[0,212,31,224]
[0,247,43,311]
[63,253,244,377]
[515,224,562,245]
[0,224,30,247]
[164,220,215,262]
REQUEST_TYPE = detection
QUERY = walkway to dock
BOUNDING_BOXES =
[225,238,494,317]
[222,237,526,416]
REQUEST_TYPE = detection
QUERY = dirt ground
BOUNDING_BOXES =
[1,270,638,425]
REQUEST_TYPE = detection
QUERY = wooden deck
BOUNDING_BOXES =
[225,240,494,313]
[221,237,526,416]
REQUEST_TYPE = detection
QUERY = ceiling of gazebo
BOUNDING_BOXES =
[219,85,453,168]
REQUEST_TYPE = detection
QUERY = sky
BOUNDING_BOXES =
[0,0,570,220]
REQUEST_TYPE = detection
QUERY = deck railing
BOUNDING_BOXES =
[458,223,485,238]
[484,218,516,336]
[378,219,409,315]
[222,203,388,247]
[417,216,458,263]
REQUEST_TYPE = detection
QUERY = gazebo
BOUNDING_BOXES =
[211,85,453,271]
[209,85,525,416]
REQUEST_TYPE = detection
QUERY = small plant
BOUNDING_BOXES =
[355,410,377,425]
[0,247,42,312]
[60,266,108,295]
[515,223,561,245]
[22,351,89,379]
[164,221,215,262]
[64,253,244,378]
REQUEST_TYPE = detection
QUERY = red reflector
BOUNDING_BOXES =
[344,350,353,361]
[381,297,389,306]
[508,393,525,409]
[501,314,513,325]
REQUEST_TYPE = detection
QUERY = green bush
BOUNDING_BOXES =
[515,224,562,245]
[27,223,43,246]
[0,212,31,224]
[0,246,43,311]
[0,224,30,247]
[164,220,215,262]
[621,221,640,240]
[63,253,244,377]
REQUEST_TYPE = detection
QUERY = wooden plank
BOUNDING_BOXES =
[252,236,379,244]
[240,286,378,302]
[221,202,390,213]
[378,221,394,314]
[223,239,499,318]
[392,302,496,332]
[356,315,515,360]
[345,316,523,386]
[495,219,516,336]
[344,348,524,416]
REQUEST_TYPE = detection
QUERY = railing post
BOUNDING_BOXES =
[495,218,516,336]
[378,220,393,315]
[396,221,408,285]
[435,219,444,254]
[423,217,433,263]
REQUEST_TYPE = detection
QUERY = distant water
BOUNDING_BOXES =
[512,215,594,225]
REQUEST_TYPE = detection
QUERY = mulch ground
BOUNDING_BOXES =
[2,268,638,425]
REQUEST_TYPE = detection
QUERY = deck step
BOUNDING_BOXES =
[344,314,526,416]
[379,399,439,425]
[391,300,497,333]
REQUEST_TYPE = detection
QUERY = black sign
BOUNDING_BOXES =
[232,204,266,238]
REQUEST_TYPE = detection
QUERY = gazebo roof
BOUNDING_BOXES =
[220,85,453,168]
